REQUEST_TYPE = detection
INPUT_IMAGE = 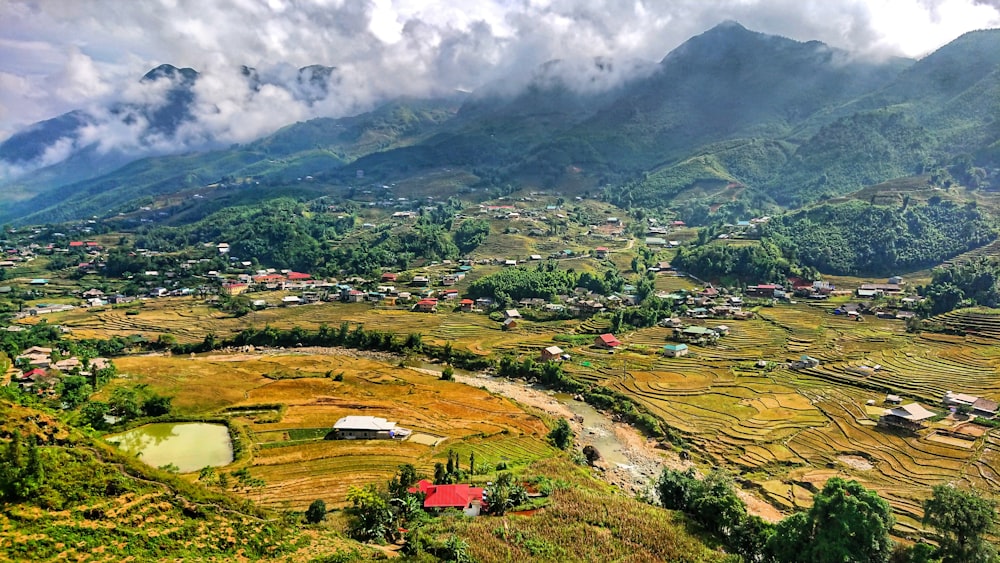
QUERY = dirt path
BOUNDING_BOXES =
[452,372,784,522]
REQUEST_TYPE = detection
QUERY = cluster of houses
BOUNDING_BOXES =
[6,346,111,397]
[876,390,999,433]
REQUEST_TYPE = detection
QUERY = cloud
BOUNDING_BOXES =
[0,0,999,176]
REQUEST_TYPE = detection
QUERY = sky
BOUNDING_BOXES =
[1,0,999,174]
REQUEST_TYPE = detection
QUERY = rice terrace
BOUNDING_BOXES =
[16,273,1000,535]
[5,10,1000,562]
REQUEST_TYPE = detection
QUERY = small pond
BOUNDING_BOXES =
[106,422,234,473]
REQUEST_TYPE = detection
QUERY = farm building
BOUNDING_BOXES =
[408,479,485,516]
[502,318,518,330]
[943,391,999,418]
[595,333,622,349]
[663,343,689,358]
[791,355,821,369]
[460,299,475,312]
[595,247,609,259]
[333,416,410,440]
[675,326,717,344]
[415,299,438,312]
[540,346,564,361]
[879,403,936,432]
[504,309,522,319]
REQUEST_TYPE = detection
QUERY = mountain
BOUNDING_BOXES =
[4,22,1000,225]
[5,97,461,225]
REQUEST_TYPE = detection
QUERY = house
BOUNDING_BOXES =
[879,403,936,432]
[504,309,522,319]
[747,284,781,298]
[460,299,475,312]
[381,272,398,283]
[504,259,517,267]
[415,299,438,312]
[663,343,689,357]
[595,333,622,349]
[281,296,302,305]
[287,272,311,281]
[791,355,821,369]
[858,283,903,296]
[943,391,999,418]
[973,398,999,418]
[502,318,518,330]
[676,326,717,344]
[595,247,609,259]
[885,394,902,405]
[222,282,249,295]
[412,276,430,287]
[333,416,410,440]
[408,480,485,516]
[645,237,667,246]
[714,325,730,336]
[540,346,564,361]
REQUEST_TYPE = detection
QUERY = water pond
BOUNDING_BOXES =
[106,422,234,473]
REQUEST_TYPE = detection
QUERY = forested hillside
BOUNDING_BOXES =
[6,24,1000,225]
[761,200,996,275]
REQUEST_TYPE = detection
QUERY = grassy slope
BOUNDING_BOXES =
[0,401,377,562]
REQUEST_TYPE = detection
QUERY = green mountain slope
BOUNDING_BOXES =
[5,98,459,224]
[6,23,1000,224]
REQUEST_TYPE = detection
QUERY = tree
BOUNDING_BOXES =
[440,365,454,381]
[548,418,573,450]
[768,477,895,563]
[305,499,327,524]
[689,470,747,537]
[389,464,419,499]
[80,401,110,430]
[923,484,998,563]
[108,387,141,422]
[141,394,173,417]
[484,472,528,516]
[345,484,398,543]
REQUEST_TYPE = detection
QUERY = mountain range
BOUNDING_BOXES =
[2,21,999,225]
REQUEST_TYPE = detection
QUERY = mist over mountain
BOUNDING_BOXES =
[3,22,1000,225]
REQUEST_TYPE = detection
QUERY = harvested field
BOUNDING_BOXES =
[107,351,554,510]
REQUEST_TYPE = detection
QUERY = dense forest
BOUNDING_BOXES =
[761,200,996,275]
[671,240,800,283]
[465,263,626,306]
[921,257,1000,315]
[133,198,489,275]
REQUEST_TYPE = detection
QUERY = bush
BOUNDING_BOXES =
[305,499,327,523]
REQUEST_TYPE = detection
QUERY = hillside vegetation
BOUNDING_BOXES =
[5,24,1000,225]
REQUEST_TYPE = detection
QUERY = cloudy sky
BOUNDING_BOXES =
[1,0,999,163]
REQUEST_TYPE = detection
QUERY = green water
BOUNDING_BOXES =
[106,422,234,473]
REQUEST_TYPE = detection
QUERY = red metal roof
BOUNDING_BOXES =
[408,481,484,509]
[598,333,621,346]
[287,272,311,280]
[69,241,84,247]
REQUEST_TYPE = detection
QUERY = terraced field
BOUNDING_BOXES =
[106,352,553,511]
[38,292,1000,524]
[550,304,1000,525]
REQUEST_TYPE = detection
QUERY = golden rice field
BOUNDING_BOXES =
[105,352,554,510]
[38,294,1000,521]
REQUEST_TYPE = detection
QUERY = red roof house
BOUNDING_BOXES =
[381,272,398,282]
[21,368,46,380]
[408,480,485,515]
[287,272,311,281]
[595,333,622,349]
[460,299,475,312]
[69,241,84,248]
[415,299,438,312]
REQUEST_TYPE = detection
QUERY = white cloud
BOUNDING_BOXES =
[0,0,998,159]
